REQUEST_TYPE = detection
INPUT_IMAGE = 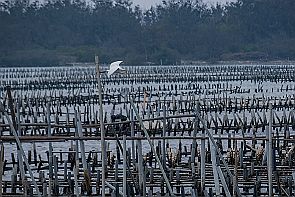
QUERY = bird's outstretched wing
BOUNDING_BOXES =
[108,61,124,76]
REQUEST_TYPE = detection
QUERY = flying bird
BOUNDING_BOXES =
[107,61,126,76]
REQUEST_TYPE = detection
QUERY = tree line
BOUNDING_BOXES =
[0,0,294,66]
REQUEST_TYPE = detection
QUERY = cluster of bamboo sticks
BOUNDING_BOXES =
[0,63,295,196]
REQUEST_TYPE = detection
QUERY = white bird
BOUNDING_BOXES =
[107,61,126,76]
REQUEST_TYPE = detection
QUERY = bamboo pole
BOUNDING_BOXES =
[129,99,175,196]
[0,143,4,196]
[95,56,106,196]
[268,104,273,196]
[123,134,127,197]
[0,102,42,197]
[47,102,53,197]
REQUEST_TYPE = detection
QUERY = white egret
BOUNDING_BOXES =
[107,60,126,76]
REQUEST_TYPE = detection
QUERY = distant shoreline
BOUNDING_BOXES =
[0,60,294,68]
[198,60,295,65]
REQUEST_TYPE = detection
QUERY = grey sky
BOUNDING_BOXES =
[132,0,235,8]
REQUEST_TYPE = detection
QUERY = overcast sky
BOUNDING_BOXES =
[132,0,235,8]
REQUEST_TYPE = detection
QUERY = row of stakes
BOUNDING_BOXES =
[1,64,295,91]
[0,64,295,196]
